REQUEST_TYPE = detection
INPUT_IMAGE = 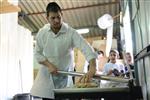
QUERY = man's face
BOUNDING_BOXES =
[46,11,62,29]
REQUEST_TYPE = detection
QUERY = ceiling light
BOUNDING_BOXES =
[97,14,113,29]
[76,28,89,34]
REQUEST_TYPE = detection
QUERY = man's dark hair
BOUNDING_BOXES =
[46,2,61,16]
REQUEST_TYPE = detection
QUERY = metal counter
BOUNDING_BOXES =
[53,87,131,100]
[53,71,142,100]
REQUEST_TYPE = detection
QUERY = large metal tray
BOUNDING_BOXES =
[53,87,129,93]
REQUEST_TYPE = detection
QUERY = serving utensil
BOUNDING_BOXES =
[57,70,131,83]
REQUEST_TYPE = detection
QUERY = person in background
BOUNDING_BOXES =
[96,50,105,74]
[101,49,126,88]
[97,50,104,59]
[124,52,135,78]
[30,2,97,100]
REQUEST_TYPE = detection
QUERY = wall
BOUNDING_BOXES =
[122,0,150,100]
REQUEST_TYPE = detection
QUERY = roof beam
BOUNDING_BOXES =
[32,22,120,35]
[26,1,119,16]
[18,11,39,31]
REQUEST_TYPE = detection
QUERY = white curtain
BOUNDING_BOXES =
[0,12,33,100]
[122,4,133,54]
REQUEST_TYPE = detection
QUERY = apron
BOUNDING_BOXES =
[30,65,55,99]
[31,23,74,98]
[30,65,68,99]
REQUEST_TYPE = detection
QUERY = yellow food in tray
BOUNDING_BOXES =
[75,82,98,88]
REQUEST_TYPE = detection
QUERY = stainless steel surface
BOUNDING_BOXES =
[57,70,85,76]
[58,70,130,83]
[53,87,129,93]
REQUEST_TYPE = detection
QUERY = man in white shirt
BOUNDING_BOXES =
[30,2,97,100]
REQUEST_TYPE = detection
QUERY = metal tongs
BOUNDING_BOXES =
[57,70,131,83]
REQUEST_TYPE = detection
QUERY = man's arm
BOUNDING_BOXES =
[88,58,96,76]
[39,59,58,75]
[71,30,97,83]
[78,58,96,83]
[35,31,57,75]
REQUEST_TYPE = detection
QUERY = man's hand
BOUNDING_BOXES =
[39,59,58,75]
[78,58,96,83]
[48,64,58,75]
[78,71,95,83]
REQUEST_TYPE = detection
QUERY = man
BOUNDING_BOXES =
[30,2,97,100]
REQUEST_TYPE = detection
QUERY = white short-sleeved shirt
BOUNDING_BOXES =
[103,62,125,76]
[100,62,126,88]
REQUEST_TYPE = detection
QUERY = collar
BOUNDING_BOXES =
[45,22,68,34]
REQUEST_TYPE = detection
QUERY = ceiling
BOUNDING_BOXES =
[18,0,120,38]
